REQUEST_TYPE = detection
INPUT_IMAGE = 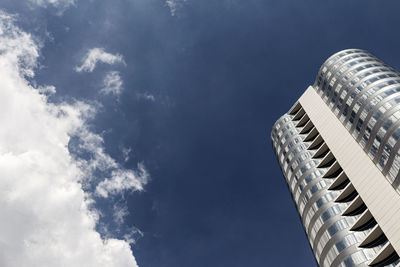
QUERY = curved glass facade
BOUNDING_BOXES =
[314,49,400,192]
[271,49,400,267]
[271,113,395,267]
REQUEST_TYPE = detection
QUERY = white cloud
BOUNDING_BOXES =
[166,0,187,16]
[101,71,124,96]
[75,48,125,73]
[0,10,145,267]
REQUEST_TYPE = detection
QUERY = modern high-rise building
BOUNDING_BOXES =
[271,49,400,267]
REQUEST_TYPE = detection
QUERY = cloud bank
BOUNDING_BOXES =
[75,48,125,73]
[0,11,145,267]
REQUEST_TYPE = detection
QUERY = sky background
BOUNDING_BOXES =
[2,1,400,267]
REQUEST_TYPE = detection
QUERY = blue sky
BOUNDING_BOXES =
[1,1,400,266]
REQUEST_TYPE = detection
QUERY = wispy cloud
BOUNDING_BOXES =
[37,85,56,94]
[101,71,124,96]
[29,0,76,13]
[166,0,187,16]
[137,92,156,102]
[122,147,132,162]
[113,204,129,225]
[75,48,125,73]
[0,10,143,267]
[96,163,148,198]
